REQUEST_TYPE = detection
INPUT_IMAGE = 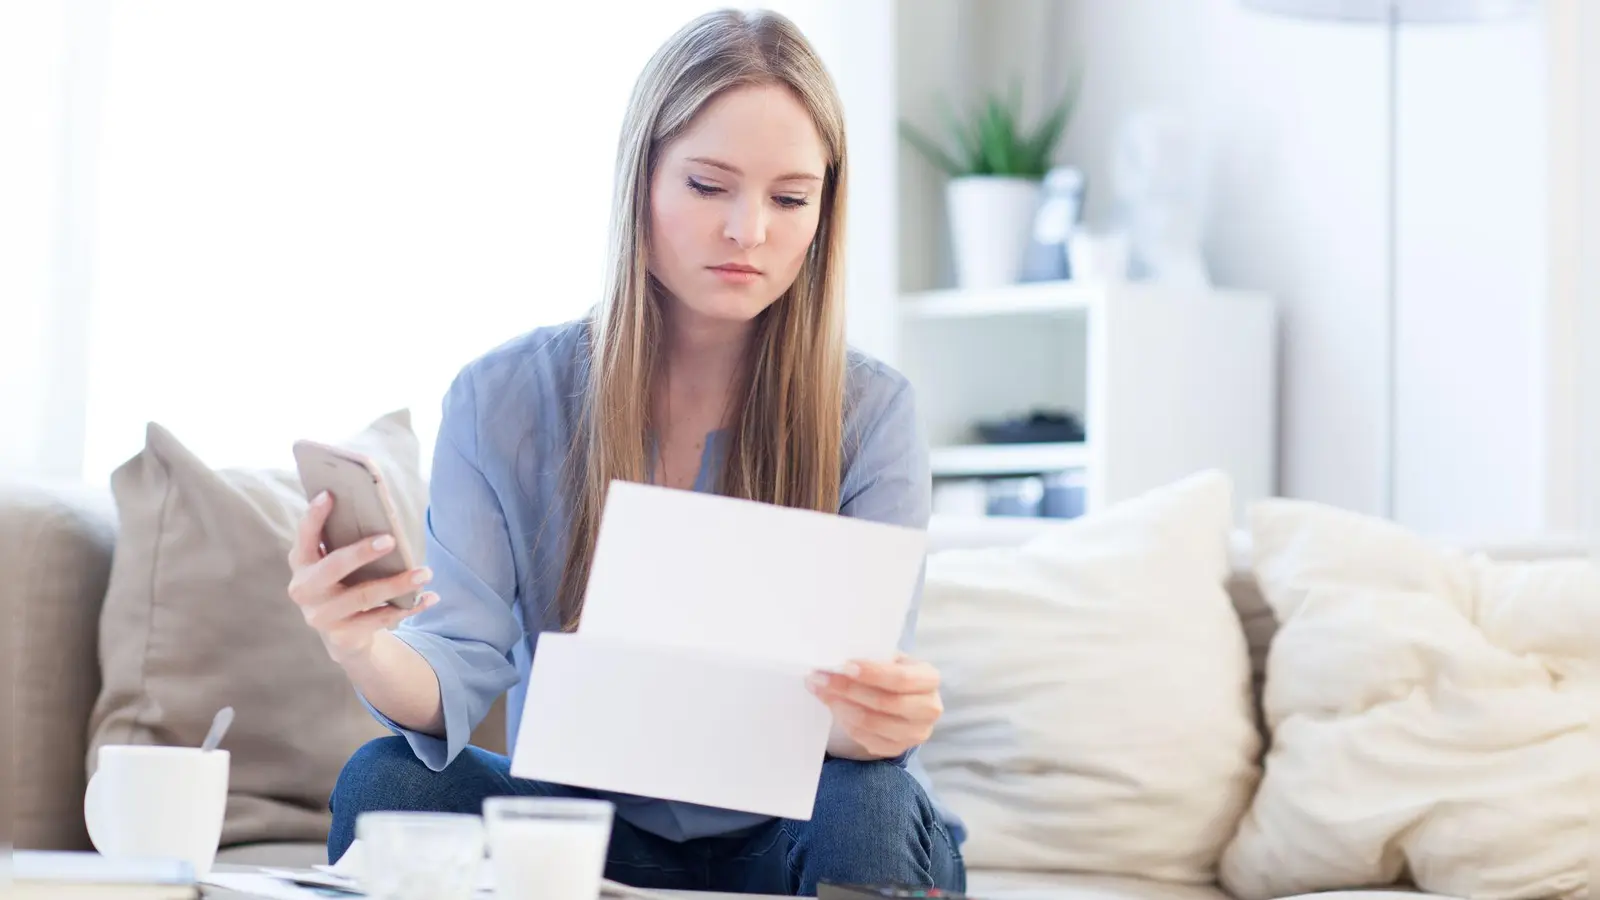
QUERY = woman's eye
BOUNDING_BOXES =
[686,177,723,197]
[774,195,810,209]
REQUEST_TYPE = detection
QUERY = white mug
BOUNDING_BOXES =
[84,745,230,877]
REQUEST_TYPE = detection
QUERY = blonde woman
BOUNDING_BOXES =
[286,8,964,894]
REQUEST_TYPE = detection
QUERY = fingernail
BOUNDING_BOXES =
[839,663,861,678]
[806,673,829,690]
[372,535,395,551]
[313,491,330,506]
[421,592,439,607]
[410,567,433,585]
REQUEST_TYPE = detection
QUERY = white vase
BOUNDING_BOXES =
[945,175,1042,289]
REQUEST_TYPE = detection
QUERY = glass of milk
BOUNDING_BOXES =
[483,797,615,900]
[356,812,485,900]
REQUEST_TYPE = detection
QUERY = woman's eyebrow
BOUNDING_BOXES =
[686,156,823,183]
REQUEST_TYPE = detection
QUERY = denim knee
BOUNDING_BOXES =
[326,736,492,864]
[791,758,964,892]
[812,759,930,834]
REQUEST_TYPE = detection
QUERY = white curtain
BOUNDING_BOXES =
[0,1,70,480]
[4,1,851,485]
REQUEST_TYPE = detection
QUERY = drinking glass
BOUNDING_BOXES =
[483,797,615,900]
[356,811,485,900]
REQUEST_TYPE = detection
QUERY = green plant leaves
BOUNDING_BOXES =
[900,74,1081,179]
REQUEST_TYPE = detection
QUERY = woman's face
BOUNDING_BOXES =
[648,84,827,326]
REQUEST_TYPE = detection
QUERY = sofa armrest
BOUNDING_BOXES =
[1,482,117,851]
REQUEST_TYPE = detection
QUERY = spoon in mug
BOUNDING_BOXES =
[201,706,235,752]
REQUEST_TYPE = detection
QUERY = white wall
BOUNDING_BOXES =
[777,0,901,361]
[896,0,969,295]
[911,0,1572,538]
[1394,12,1551,538]
[1570,0,1600,531]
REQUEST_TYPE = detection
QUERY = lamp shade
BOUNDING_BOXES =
[1241,0,1534,21]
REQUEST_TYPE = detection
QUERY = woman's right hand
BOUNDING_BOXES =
[286,490,438,665]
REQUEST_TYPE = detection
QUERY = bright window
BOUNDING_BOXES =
[80,2,776,479]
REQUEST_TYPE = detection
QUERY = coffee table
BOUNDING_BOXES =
[200,864,788,899]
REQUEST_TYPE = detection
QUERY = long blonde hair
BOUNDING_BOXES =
[555,8,849,630]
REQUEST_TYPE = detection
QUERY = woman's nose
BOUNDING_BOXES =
[723,197,766,250]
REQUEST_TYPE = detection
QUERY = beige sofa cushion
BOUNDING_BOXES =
[1221,499,1598,900]
[87,412,425,848]
[917,471,1262,884]
[2,484,117,850]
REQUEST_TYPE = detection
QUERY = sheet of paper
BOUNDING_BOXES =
[205,871,408,899]
[512,631,833,819]
[578,481,927,668]
[512,481,928,819]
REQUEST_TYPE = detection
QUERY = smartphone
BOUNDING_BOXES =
[292,439,422,609]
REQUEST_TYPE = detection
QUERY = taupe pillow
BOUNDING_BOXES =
[87,411,426,847]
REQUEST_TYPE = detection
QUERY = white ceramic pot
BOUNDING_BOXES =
[945,175,1041,289]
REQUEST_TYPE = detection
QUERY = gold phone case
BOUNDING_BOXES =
[292,439,421,609]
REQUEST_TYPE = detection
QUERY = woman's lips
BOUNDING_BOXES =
[708,264,762,284]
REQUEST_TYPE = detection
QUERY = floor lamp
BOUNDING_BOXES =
[1240,0,1535,519]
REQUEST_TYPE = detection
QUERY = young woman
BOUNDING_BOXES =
[285,8,964,895]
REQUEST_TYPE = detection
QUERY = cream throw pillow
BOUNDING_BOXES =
[1220,499,1599,900]
[88,411,425,847]
[916,471,1261,883]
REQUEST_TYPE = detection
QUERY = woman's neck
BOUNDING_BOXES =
[657,301,755,430]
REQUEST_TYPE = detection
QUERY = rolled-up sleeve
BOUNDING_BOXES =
[361,369,523,770]
[838,376,933,767]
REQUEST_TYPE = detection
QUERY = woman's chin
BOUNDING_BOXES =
[676,289,781,325]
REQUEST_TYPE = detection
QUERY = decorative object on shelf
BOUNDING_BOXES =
[1240,0,1536,520]
[1111,109,1211,288]
[900,78,1080,290]
[1066,228,1131,283]
[1040,470,1088,519]
[1020,166,1087,282]
[986,476,1045,517]
[932,479,990,517]
[974,409,1085,445]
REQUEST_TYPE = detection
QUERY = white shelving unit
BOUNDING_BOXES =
[895,279,1278,520]
[928,441,1089,478]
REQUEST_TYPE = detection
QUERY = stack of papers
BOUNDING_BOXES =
[511,481,927,820]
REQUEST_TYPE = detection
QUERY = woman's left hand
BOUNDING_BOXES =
[807,654,943,760]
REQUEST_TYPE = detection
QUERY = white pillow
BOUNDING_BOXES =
[1220,499,1599,900]
[917,471,1261,883]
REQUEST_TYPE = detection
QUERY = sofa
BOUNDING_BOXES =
[4,476,1593,900]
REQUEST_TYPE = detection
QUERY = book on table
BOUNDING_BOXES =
[11,850,199,900]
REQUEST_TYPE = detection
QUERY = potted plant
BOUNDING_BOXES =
[901,80,1078,289]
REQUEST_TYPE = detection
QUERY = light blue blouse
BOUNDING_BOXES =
[362,320,958,843]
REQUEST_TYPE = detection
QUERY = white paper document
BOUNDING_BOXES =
[511,481,927,820]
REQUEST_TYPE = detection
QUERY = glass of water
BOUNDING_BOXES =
[356,811,485,900]
[483,797,614,900]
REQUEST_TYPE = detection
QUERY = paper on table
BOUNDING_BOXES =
[204,871,395,899]
[511,481,927,820]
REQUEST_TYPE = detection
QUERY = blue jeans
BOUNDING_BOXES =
[328,737,966,896]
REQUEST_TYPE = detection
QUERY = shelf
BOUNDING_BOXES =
[929,442,1089,478]
[899,280,1105,321]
